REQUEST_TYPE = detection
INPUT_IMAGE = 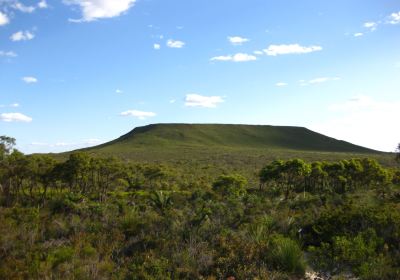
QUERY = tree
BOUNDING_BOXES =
[323,161,347,194]
[259,160,285,191]
[212,174,247,197]
[342,159,364,191]
[61,152,91,192]
[396,143,400,164]
[281,159,311,200]
[0,136,16,160]
[374,168,392,199]
[308,162,329,199]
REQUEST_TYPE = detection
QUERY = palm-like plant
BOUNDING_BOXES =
[150,190,173,214]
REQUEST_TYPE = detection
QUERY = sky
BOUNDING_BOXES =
[0,0,400,153]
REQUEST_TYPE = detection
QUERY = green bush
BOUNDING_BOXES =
[47,246,74,268]
[212,174,247,197]
[269,235,306,276]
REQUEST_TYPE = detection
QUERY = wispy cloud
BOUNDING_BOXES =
[0,103,20,108]
[0,112,32,123]
[354,32,363,37]
[228,36,249,45]
[38,0,48,9]
[13,2,36,13]
[388,11,400,24]
[120,110,156,120]
[10,31,35,42]
[0,12,10,26]
[211,53,257,62]
[0,50,17,57]
[185,94,224,108]
[153,43,161,50]
[364,21,378,31]
[166,39,185,48]
[22,76,38,83]
[30,138,103,149]
[276,82,288,87]
[264,44,322,56]
[360,10,400,33]
[65,0,137,22]
[299,77,340,86]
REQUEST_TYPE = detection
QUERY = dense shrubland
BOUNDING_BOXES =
[1,136,400,279]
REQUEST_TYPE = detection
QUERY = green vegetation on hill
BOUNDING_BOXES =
[89,123,379,153]
[76,124,394,186]
[1,136,400,279]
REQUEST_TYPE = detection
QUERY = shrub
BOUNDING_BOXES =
[269,235,306,276]
[212,174,247,197]
[47,246,74,268]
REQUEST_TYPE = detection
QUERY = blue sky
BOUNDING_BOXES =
[1,0,399,153]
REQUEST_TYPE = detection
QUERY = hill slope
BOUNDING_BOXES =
[87,123,378,154]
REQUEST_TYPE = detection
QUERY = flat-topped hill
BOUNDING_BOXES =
[87,123,378,154]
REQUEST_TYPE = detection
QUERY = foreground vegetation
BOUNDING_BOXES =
[1,136,400,279]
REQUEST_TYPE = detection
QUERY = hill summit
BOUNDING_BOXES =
[88,123,378,154]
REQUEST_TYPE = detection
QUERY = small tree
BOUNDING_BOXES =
[282,159,311,200]
[150,190,173,214]
[309,162,329,199]
[0,136,16,161]
[374,168,392,199]
[259,160,285,191]
[396,143,400,164]
[212,174,247,197]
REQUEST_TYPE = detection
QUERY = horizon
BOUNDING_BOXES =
[1,0,400,153]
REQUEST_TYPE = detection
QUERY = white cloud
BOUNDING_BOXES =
[388,11,400,24]
[169,99,176,104]
[31,138,102,148]
[264,44,322,56]
[185,94,224,108]
[153,43,161,50]
[83,138,102,145]
[0,50,17,57]
[0,112,32,123]
[55,142,72,147]
[364,22,377,31]
[210,55,232,62]
[13,2,36,13]
[166,39,185,48]
[31,142,49,146]
[300,77,340,86]
[65,0,137,22]
[228,36,249,45]
[354,32,363,37]
[253,50,264,55]
[22,76,38,83]
[10,31,35,41]
[120,110,156,120]
[115,89,123,94]
[276,82,288,87]
[38,0,48,9]
[0,103,19,108]
[211,53,257,62]
[311,95,400,152]
[0,11,9,26]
